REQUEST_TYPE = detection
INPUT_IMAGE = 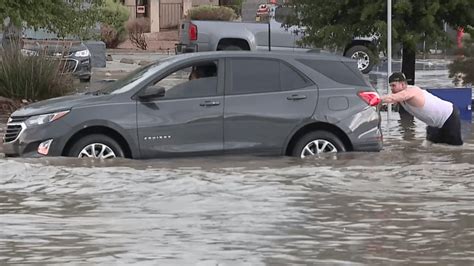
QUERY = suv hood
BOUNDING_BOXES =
[11,93,113,117]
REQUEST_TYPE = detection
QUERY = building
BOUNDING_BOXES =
[121,0,219,33]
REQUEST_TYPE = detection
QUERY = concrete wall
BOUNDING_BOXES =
[150,0,160,32]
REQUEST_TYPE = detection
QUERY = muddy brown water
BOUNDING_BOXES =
[1,112,474,264]
[2,73,474,264]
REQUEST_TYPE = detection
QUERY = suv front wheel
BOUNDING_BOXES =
[68,134,124,159]
[292,131,346,158]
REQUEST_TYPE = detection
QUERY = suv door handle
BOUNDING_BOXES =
[200,101,220,107]
[287,94,307,101]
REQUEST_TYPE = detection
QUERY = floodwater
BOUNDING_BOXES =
[2,72,474,264]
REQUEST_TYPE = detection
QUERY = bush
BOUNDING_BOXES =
[0,45,73,101]
[187,5,237,21]
[100,0,129,48]
[126,18,150,50]
[101,24,123,48]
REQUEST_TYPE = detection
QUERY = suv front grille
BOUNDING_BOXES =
[4,116,28,143]
[60,59,78,73]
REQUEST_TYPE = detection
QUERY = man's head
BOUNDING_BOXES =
[189,64,217,80]
[389,72,407,93]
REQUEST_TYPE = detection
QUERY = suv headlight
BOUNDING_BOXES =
[74,49,90,57]
[25,110,70,127]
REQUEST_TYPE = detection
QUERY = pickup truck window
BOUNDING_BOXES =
[274,6,296,24]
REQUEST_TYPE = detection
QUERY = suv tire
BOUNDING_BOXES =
[345,45,375,74]
[68,134,124,159]
[292,131,345,158]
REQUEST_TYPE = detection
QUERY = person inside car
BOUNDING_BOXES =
[189,64,217,80]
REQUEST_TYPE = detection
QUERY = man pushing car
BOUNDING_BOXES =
[381,72,463,146]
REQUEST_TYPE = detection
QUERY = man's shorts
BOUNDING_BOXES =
[426,105,463,145]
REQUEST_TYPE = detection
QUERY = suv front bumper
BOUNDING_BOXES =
[3,120,70,157]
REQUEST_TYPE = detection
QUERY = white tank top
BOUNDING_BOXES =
[400,90,453,128]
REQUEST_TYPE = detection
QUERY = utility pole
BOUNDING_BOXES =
[268,16,271,51]
[387,0,392,125]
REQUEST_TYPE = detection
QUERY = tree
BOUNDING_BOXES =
[0,0,104,45]
[286,0,474,84]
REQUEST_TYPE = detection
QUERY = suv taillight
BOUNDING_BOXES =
[358,91,381,106]
[189,22,198,41]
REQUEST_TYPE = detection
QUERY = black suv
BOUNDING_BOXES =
[2,28,92,82]
[3,51,382,159]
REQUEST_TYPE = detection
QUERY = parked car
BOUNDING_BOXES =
[2,28,92,82]
[176,6,379,74]
[3,51,382,159]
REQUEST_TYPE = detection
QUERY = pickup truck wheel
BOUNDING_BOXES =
[221,45,242,51]
[68,134,124,159]
[291,131,345,158]
[345,45,375,74]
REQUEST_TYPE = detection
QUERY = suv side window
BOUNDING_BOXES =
[229,58,280,95]
[153,60,218,99]
[280,62,311,91]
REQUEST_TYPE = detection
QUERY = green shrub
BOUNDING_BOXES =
[0,45,74,101]
[100,0,129,48]
[187,5,237,21]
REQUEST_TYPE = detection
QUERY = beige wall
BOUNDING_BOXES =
[123,0,137,20]
[192,0,218,6]
[150,0,160,32]
[183,0,192,18]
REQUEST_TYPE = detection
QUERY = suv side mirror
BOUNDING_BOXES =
[138,85,166,101]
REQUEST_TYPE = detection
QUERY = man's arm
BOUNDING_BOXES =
[381,89,415,104]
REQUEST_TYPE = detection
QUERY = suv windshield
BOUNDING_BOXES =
[98,57,173,95]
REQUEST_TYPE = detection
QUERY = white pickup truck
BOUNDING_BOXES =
[176,6,379,74]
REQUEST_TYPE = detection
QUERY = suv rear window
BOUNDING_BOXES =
[298,59,367,86]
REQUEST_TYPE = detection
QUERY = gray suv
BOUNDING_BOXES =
[3,51,382,159]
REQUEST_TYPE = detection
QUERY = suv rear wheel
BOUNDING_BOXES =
[68,134,124,159]
[292,131,345,158]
